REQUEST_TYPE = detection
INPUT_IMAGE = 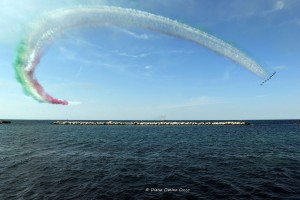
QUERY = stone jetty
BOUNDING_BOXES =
[0,120,11,124]
[51,121,250,126]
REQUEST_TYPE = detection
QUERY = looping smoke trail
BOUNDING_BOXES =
[14,6,270,105]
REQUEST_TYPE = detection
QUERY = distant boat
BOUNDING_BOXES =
[0,120,11,124]
[296,122,300,125]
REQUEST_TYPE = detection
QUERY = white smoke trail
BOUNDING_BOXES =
[16,6,270,105]
[30,6,270,77]
[68,101,82,106]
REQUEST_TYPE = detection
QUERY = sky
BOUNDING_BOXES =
[0,0,299,120]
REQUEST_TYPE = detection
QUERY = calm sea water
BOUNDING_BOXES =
[0,120,300,199]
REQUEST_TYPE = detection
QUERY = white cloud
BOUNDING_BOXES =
[117,28,151,40]
[113,49,194,59]
[114,52,151,58]
[263,0,285,15]
[275,1,285,10]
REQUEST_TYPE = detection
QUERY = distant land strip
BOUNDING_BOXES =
[0,120,11,124]
[51,121,251,126]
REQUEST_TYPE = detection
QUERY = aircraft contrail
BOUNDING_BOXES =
[14,6,271,105]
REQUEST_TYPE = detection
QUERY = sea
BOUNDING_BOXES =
[0,120,300,200]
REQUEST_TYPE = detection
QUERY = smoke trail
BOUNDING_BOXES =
[14,6,270,105]
[68,101,82,106]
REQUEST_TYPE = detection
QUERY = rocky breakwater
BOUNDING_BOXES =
[51,121,251,126]
[0,120,11,124]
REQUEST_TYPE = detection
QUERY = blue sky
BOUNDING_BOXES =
[0,0,299,120]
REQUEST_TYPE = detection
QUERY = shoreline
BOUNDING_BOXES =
[51,121,251,126]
